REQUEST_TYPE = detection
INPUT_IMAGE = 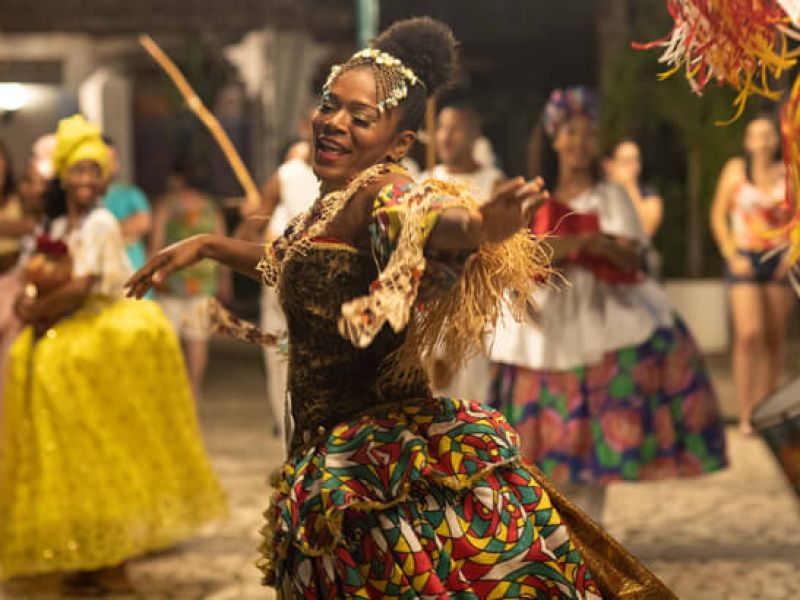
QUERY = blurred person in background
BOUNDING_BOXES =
[710,114,793,434]
[489,87,726,521]
[0,141,28,419]
[0,142,51,402]
[425,100,504,201]
[237,109,319,445]
[424,100,505,398]
[0,116,225,594]
[0,141,24,262]
[604,139,664,238]
[101,136,152,272]
[0,141,27,363]
[151,163,232,400]
[604,138,664,277]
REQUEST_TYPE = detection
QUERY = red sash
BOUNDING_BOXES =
[531,200,642,284]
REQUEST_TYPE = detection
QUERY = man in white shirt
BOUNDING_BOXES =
[424,101,504,201]
[237,110,319,449]
[423,101,505,401]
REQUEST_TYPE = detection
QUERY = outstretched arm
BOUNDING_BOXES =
[119,212,152,245]
[126,234,264,299]
[428,177,548,252]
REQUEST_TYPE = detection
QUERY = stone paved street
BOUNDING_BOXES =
[3,338,799,600]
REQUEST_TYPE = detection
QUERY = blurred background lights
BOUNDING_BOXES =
[0,83,28,112]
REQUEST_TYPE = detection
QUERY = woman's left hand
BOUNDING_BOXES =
[475,177,549,244]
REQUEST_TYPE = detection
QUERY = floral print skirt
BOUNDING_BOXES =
[489,317,728,485]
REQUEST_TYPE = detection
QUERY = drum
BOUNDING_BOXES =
[752,376,800,498]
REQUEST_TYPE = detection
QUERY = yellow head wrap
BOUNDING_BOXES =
[52,114,110,180]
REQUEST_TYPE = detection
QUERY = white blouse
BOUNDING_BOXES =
[489,182,675,371]
[424,164,504,203]
[50,206,133,298]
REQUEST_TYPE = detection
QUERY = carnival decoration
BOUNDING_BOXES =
[634,0,800,122]
[776,74,800,286]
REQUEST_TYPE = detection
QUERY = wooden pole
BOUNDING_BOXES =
[139,35,261,212]
[356,0,379,49]
[425,97,436,171]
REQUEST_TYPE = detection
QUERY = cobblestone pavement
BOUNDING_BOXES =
[3,339,799,599]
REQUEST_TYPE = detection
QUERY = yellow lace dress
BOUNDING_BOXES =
[0,207,226,580]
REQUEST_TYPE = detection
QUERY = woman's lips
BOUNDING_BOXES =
[316,150,348,163]
[315,137,351,163]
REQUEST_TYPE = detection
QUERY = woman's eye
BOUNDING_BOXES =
[319,101,334,113]
[353,115,372,127]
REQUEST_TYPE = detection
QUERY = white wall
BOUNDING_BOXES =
[80,68,133,183]
[0,84,61,174]
[664,279,730,354]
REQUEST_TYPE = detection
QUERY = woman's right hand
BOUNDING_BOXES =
[126,234,210,299]
[582,233,641,272]
[727,253,754,277]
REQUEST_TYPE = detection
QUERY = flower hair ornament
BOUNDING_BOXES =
[324,48,423,113]
[542,87,599,137]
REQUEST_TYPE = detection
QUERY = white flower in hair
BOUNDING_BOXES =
[323,48,422,113]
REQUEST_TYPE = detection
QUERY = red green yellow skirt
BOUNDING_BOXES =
[260,397,673,599]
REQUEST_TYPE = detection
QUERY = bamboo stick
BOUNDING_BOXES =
[425,97,436,171]
[139,34,261,212]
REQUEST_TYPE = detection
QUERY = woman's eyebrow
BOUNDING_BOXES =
[347,100,380,114]
[324,91,379,117]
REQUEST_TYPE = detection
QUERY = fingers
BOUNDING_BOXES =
[125,253,169,299]
[515,176,545,198]
[522,193,549,222]
[513,177,549,206]
[491,177,549,206]
[518,178,549,220]
[492,177,527,203]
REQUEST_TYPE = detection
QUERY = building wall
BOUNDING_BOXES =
[0,84,61,175]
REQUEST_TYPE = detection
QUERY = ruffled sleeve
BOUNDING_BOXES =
[71,209,134,297]
[369,179,474,301]
[339,174,550,383]
[338,178,474,349]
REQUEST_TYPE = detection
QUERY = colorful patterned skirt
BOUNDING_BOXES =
[260,397,674,599]
[0,297,227,580]
[489,317,727,485]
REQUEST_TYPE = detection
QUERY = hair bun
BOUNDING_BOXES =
[372,17,458,97]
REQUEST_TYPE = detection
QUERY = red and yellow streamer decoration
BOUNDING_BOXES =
[634,0,800,123]
[139,35,261,213]
[640,0,800,276]
[773,76,800,266]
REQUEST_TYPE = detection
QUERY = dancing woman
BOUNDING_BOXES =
[0,115,226,594]
[129,19,673,599]
[489,88,727,520]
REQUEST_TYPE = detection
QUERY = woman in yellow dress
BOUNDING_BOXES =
[0,115,226,594]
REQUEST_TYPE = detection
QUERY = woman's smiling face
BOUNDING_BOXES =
[552,114,599,174]
[312,67,415,186]
[63,159,104,209]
